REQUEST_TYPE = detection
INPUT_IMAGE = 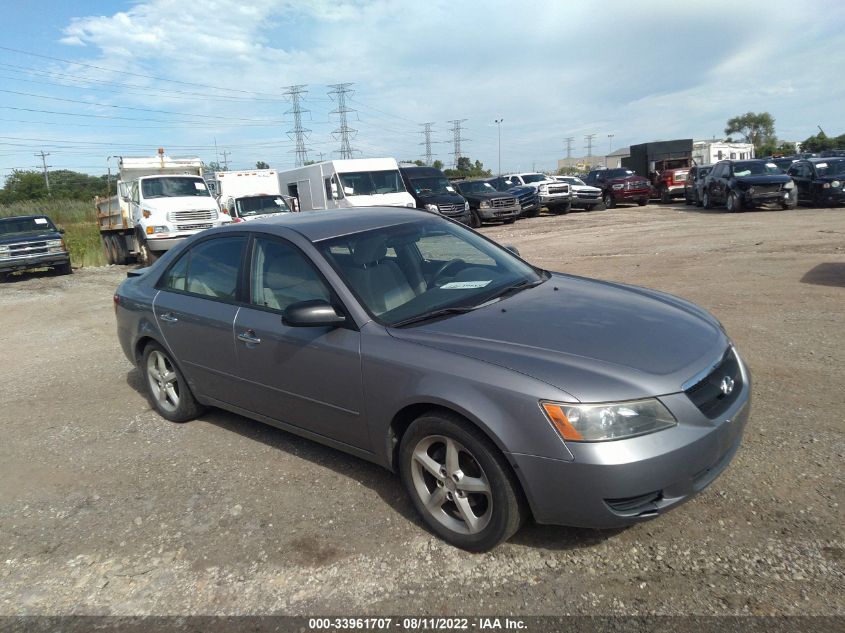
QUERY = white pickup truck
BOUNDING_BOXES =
[503,172,572,213]
[96,150,230,265]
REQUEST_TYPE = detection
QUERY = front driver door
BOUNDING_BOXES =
[232,236,368,450]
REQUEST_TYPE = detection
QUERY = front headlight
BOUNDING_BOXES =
[464,201,470,211]
[831,180,841,188]
[541,398,677,442]
[783,180,794,190]
[425,204,440,213]
[46,239,65,253]
[539,185,548,194]
[480,200,491,209]
[612,183,624,190]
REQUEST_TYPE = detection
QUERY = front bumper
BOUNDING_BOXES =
[144,236,190,252]
[0,251,70,273]
[570,194,602,208]
[741,189,792,206]
[540,194,571,206]
[612,189,650,201]
[509,369,751,528]
[478,204,520,221]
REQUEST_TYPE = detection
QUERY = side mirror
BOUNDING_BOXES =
[282,300,346,328]
[504,244,521,257]
[58,228,66,234]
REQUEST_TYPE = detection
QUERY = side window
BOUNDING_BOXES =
[251,238,332,312]
[159,237,246,299]
[324,177,332,201]
[332,174,344,199]
[160,251,189,291]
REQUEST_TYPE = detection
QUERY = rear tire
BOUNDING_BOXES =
[637,198,647,206]
[112,235,128,265]
[101,235,115,265]
[399,412,524,551]
[141,341,203,423]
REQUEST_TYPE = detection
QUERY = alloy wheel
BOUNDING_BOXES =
[146,350,180,414]
[410,435,493,535]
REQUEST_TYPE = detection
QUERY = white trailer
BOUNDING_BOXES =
[692,141,755,166]
[96,149,229,265]
[214,169,293,222]
[275,158,415,211]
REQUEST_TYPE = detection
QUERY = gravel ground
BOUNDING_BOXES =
[0,201,842,617]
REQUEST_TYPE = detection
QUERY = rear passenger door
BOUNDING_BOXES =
[232,236,368,449]
[153,235,247,404]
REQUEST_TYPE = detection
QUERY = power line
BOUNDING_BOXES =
[328,83,357,160]
[419,122,435,165]
[283,84,311,167]
[447,119,468,168]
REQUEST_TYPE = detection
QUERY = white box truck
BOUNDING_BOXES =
[214,169,293,222]
[96,149,230,265]
[276,158,415,211]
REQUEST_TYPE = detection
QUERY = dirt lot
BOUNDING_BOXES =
[0,202,843,617]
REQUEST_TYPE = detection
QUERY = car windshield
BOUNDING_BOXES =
[607,169,636,178]
[456,181,497,194]
[337,170,404,195]
[409,176,455,195]
[317,217,546,326]
[0,216,57,236]
[521,174,548,183]
[235,195,291,217]
[731,162,781,177]
[141,176,211,199]
[559,177,585,186]
[815,159,845,176]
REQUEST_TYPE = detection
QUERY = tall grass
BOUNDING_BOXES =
[0,199,106,267]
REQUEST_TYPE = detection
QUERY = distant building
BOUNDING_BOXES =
[557,155,606,173]
[605,147,631,169]
[692,141,755,165]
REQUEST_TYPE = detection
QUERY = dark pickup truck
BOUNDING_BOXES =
[0,214,72,280]
[584,168,651,208]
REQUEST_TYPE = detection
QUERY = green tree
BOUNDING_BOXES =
[799,131,845,153]
[432,159,444,170]
[204,161,224,173]
[255,161,270,169]
[725,112,776,152]
[442,156,492,179]
[776,142,797,155]
[0,170,48,203]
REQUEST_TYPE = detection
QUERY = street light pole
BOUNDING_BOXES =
[607,134,614,168]
[495,118,503,175]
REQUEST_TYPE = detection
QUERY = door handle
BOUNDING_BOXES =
[159,312,178,323]
[237,329,261,345]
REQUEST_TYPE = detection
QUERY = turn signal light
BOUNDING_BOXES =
[541,403,584,441]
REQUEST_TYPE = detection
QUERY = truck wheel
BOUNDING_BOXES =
[112,236,128,265]
[101,235,115,265]
[140,242,159,266]
[660,188,670,204]
[585,204,595,211]
[470,211,482,229]
[637,198,648,206]
[503,218,516,224]
[55,262,73,276]
[603,193,616,209]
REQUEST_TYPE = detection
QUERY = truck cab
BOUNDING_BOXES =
[399,166,471,225]
[0,214,71,280]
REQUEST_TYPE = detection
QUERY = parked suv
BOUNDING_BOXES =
[584,168,650,208]
[452,180,520,227]
[399,166,472,225]
[787,158,845,207]
[485,176,540,217]
[703,160,797,212]
[0,214,71,280]
[683,165,712,207]
[504,173,571,214]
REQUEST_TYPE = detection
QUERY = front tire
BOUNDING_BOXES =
[702,190,712,209]
[399,412,524,552]
[637,197,647,206]
[140,241,160,266]
[142,342,203,423]
[55,262,73,276]
[469,210,482,229]
[603,193,616,209]
[726,191,741,213]
[660,187,670,204]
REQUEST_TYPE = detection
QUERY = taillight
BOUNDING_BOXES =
[113,294,120,311]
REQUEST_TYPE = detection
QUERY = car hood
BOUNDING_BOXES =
[733,174,791,185]
[389,273,728,402]
[414,192,466,205]
[461,191,515,201]
[570,184,602,193]
[0,230,62,245]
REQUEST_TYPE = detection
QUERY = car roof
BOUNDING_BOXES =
[808,157,843,163]
[238,207,433,242]
[399,166,446,177]
[0,214,51,221]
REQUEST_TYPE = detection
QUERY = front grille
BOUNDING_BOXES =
[167,209,218,223]
[575,191,601,200]
[7,242,48,256]
[547,185,569,195]
[437,203,464,214]
[684,348,742,419]
[625,181,649,190]
[605,491,662,514]
[751,184,782,195]
[491,197,517,208]
[177,223,214,231]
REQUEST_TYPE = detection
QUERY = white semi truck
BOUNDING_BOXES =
[276,157,415,211]
[96,149,229,265]
[214,168,293,222]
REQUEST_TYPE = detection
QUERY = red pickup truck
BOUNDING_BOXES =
[584,168,651,208]
[652,158,691,203]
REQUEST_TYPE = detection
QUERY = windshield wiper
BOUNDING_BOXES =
[391,305,479,328]
[485,277,546,301]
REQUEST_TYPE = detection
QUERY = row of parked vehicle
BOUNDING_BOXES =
[682,156,845,211]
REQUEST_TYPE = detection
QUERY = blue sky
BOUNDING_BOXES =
[1,0,843,180]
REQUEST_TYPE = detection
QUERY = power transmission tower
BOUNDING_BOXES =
[564,137,574,159]
[448,119,469,168]
[419,123,436,165]
[328,83,358,159]
[283,84,311,167]
[585,134,596,157]
[35,150,51,196]
[221,149,231,171]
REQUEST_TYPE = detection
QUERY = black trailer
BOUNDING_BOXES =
[622,139,694,179]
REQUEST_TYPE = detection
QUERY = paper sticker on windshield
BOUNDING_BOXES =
[194,182,207,190]
[446,186,455,192]
[816,162,828,169]
[34,218,48,224]
[439,281,492,290]
[765,163,777,169]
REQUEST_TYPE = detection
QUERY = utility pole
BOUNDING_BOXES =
[585,134,596,158]
[564,137,574,159]
[35,150,51,196]
[419,122,435,165]
[221,149,231,171]
[494,118,503,175]
[606,134,614,168]
[283,84,311,167]
[328,83,358,159]
[447,119,468,168]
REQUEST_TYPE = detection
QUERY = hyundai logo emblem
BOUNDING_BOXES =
[720,376,735,396]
